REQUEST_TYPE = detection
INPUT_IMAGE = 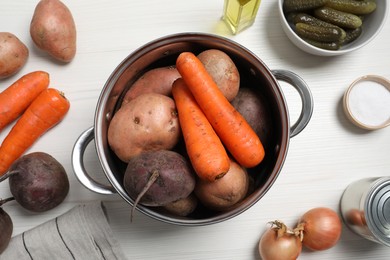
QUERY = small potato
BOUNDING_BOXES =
[30,0,76,62]
[108,93,181,162]
[0,32,29,79]
[194,159,249,211]
[198,49,240,101]
[122,66,181,105]
[162,193,198,217]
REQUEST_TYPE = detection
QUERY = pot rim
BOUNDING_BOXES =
[94,32,290,226]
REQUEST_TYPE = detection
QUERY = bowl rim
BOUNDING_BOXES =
[277,0,389,56]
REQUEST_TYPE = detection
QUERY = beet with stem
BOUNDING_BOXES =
[123,150,196,220]
[7,152,69,212]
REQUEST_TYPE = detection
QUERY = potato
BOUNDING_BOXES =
[30,0,76,62]
[122,66,181,105]
[197,49,240,101]
[194,159,249,211]
[124,150,196,207]
[231,87,273,149]
[0,32,29,79]
[108,93,181,162]
[162,193,198,217]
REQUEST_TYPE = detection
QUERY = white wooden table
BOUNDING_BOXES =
[0,1,389,259]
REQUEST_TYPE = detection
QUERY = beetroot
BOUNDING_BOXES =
[0,198,13,254]
[8,152,69,212]
[123,150,196,218]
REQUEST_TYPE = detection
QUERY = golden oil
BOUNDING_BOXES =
[222,0,261,34]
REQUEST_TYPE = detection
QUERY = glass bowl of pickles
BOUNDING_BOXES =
[278,0,388,56]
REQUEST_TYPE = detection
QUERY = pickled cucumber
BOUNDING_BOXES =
[326,0,376,15]
[283,0,376,51]
[289,13,336,27]
[343,26,363,44]
[314,7,363,29]
[283,0,327,13]
[295,23,346,42]
[304,39,341,50]
[291,13,329,26]
[291,13,347,40]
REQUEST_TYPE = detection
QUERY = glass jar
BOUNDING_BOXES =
[222,0,262,34]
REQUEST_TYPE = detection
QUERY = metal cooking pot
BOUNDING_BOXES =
[72,33,313,226]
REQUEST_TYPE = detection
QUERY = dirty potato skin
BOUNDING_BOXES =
[0,32,29,79]
[122,66,181,105]
[197,49,240,101]
[108,93,181,162]
[30,0,76,62]
[195,159,249,211]
[162,193,198,217]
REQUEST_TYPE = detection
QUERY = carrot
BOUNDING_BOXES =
[0,88,70,176]
[176,52,265,168]
[172,78,230,181]
[0,71,50,132]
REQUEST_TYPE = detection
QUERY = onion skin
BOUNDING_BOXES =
[299,207,342,251]
[259,225,302,260]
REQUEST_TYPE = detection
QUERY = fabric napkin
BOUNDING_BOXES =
[1,201,127,260]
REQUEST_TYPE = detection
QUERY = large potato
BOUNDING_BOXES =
[0,32,29,79]
[122,66,181,105]
[194,159,249,211]
[197,49,240,101]
[108,93,181,162]
[30,0,76,62]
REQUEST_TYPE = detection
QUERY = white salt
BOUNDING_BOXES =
[348,80,390,127]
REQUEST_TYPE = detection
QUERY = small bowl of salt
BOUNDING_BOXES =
[343,75,390,130]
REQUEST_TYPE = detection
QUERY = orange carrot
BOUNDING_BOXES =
[172,78,230,181]
[176,52,265,168]
[0,88,70,175]
[0,71,50,132]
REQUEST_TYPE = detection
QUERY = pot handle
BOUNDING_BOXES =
[272,69,314,137]
[71,126,116,195]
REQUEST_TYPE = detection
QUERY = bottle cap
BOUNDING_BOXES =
[343,75,390,130]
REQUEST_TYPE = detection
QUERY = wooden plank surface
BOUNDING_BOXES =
[0,1,389,259]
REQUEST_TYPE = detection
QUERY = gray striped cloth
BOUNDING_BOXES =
[1,201,127,260]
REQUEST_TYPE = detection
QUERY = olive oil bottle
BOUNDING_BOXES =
[222,0,261,34]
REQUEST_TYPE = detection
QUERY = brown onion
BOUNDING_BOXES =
[258,221,302,260]
[298,207,342,251]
